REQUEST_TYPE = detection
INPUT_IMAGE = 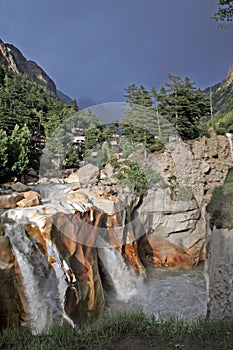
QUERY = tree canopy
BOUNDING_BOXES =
[213,1,233,26]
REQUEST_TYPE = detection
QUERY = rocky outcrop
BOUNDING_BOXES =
[65,164,100,187]
[0,38,57,96]
[51,211,105,323]
[0,188,41,209]
[0,236,28,329]
[137,188,205,268]
[0,193,24,209]
[190,130,232,202]
[205,226,233,319]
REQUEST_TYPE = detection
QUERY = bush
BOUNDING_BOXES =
[207,167,233,229]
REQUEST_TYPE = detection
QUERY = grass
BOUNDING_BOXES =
[207,167,233,230]
[0,311,232,350]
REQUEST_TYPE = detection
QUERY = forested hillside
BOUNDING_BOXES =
[0,59,78,180]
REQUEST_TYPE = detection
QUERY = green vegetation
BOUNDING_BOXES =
[116,161,161,196]
[0,60,78,137]
[0,124,30,180]
[213,1,233,26]
[122,75,210,149]
[0,59,78,180]
[207,167,233,229]
[0,311,232,350]
[154,74,210,139]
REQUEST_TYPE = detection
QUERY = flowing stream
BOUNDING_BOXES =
[105,264,207,320]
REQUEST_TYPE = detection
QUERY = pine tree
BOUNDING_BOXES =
[8,124,30,177]
[0,129,8,178]
[154,74,210,139]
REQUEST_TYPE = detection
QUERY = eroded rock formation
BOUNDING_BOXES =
[205,226,233,319]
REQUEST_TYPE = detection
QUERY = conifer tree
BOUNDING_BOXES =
[8,124,30,177]
[0,129,8,177]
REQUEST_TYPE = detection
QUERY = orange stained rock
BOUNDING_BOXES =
[24,224,47,255]
[0,236,14,263]
[124,241,145,274]
[147,236,193,269]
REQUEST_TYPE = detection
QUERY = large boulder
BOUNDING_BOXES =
[0,193,24,209]
[78,164,99,187]
[137,187,206,268]
[16,191,41,208]
[11,182,29,192]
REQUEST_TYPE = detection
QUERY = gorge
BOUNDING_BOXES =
[0,130,232,334]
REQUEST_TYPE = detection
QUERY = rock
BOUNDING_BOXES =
[104,163,114,178]
[78,164,99,187]
[65,171,80,184]
[0,222,3,236]
[0,235,28,329]
[139,235,193,268]
[200,160,210,174]
[51,211,105,322]
[11,182,29,192]
[22,190,41,200]
[24,168,39,183]
[0,183,12,190]
[205,226,233,319]
[137,187,206,268]
[16,196,40,208]
[39,177,63,184]
[70,182,81,191]
[0,193,24,209]
[65,190,90,204]
[99,171,108,180]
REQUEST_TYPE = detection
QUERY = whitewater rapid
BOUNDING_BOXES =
[105,264,207,320]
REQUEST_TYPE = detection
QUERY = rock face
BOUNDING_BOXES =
[0,38,57,96]
[0,236,28,329]
[137,188,205,268]
[190,130,231,202]
[51,211,105,323]
[205,226,233,319]
[0,206,106,330]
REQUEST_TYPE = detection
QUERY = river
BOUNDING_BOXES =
[104,264,207,320]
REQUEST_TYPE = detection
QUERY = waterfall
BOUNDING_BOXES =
[226,133,233,160]
[97,241,144,301]
[3,223,67,334]
[46,241,75,328]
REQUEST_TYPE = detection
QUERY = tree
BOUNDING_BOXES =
[213,1,233,25]
[0,129,8,178]
[8,124,30,177]
[122,85,160,153]
[154,74,210,139]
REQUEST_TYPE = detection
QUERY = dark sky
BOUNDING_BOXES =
[0,0,232,108]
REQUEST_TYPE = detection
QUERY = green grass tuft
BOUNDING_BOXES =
[0,311,232,350]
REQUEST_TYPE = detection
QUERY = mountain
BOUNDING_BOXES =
[57,89,73,103]
[0,38,72,102]
[211,64,233,115]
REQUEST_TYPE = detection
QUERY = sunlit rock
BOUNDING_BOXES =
[0,235,28,329]
[0,193,24,209]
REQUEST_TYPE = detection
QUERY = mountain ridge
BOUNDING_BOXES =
[0,38,73,103]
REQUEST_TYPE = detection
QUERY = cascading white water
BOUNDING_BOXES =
[46,241,75,327]
[106,265,207,320]
[97,242,144,301]
[4,223,65,334]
